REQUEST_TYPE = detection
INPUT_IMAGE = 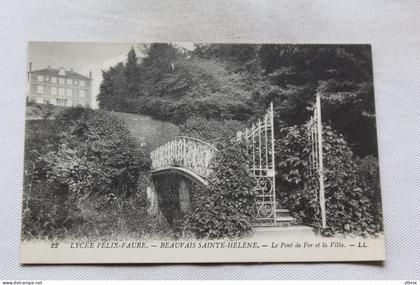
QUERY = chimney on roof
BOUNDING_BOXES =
[58,67,65,76]
[89,71,92,79]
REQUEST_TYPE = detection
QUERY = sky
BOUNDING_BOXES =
[27,42,195,109]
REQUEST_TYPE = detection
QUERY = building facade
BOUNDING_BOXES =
[27,63,92,108]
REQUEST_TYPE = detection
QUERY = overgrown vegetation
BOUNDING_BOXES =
[178,112,382,237]
[23,43,383,240]
[22,107,160,240]
[98,43,377,157]
[276,124,382,236]
[185,140,256,239]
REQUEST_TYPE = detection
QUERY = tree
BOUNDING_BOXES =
[97,43,377,157]
[141,43,179,71]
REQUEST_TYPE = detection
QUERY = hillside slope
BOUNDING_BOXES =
[106,111,179,152]
[26,104,179,152]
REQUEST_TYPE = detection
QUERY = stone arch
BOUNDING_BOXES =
[148,171,206,226]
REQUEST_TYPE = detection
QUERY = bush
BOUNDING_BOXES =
[37,108,150,197]
[22,108,152,239]
[276,124,381,236]
[185,140,255,239]
[154,174,185,228]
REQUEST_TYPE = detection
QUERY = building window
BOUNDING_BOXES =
[66,78,72,85]
[66,88,72,97]
[51,77,57,84]
[58,88,65,97]
[43,99,50,104]
[80,80,85,87]
[36,85,44,94]
[50,87,57,95]
[79,90,86,98]
[56,99,66,106]
[37,75,44,82]
[73,80,78,85]
[59,78,65,85]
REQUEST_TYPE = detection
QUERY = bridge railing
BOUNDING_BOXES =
[150,136,217,178]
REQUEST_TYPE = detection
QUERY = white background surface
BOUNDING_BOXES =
[1,0,420,280]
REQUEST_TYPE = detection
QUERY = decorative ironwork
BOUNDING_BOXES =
[150,136,217,178]
[151,103,277,224]
[237,102,276,223]
[306,93,327,228]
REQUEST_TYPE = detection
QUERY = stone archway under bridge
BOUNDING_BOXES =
[146,136,214,225]
[147,172,203,227]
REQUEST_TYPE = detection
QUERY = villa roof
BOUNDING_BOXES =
[30,68,91,80]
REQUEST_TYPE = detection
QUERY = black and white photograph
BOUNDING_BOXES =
[21,42,384,263]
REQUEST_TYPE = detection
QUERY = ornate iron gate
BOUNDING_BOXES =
[237,102,276,223]
[306,93,327,228]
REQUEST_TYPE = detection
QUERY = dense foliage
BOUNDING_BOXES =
[276,124,382,235]
[98,44,376,157]
[185,140,256,239]
[355,155,383,231]
[36,108,149,196]
[22,107,152,239]
[66,173,173,240]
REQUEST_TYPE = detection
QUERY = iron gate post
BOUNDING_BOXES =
[316,93,327,229]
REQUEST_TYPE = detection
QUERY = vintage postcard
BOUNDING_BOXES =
[21,42,385,263]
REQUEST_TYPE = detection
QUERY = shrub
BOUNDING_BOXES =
[180,116,244,143]
[355,155,383,231]
[185,140,255,239]
[154,174,185,228]
[276,124,381,236]
[68,188,150,239]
